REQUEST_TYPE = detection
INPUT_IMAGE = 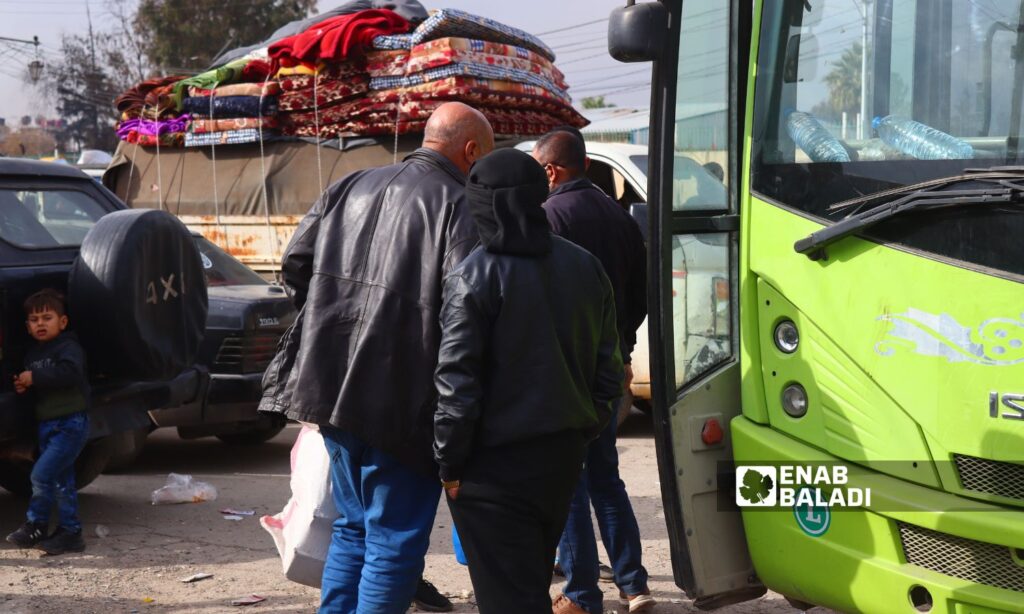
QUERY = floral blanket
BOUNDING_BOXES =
[410,9,554,62]
[408,37,566,88]
[370,62,568,103]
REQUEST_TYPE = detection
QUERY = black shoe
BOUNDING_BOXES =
[413,578,453,612]
[36,528,85,555]
[6,522,48,548]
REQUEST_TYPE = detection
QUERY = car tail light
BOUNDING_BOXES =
[714,278,729,300]
[712,276,730,336]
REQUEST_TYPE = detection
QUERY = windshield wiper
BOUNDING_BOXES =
[827,169,1024,214]
[795,180,1024,260]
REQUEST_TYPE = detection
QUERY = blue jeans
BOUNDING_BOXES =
[27,412,89,533]
[558,405,649,614]
[320,427,440,614]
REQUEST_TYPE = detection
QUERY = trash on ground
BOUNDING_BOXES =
[94,525,109,538]
[219,508,255,516]
[180,572,214,583]
[142,597,155,603]
[151,473,218,505]
[222,515,244,521]
[231,594,266,606]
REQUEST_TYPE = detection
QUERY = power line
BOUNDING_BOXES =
[536,18,608,37]
[571,80,651,94]
[556,44,609,57]
[558,52,615,68]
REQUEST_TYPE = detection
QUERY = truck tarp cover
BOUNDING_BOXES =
[104,139,420,216]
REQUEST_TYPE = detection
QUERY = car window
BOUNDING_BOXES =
[194,236,268,287]
[0,188,107,248]
[628,154,727,210]
[586,159,645,209]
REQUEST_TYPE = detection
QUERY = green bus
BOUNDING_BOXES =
[608,1,1024,612]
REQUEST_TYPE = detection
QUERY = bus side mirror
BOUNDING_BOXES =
[629,202,649,242]
[608,2,669,63]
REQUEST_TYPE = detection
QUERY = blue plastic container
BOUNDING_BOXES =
[452,524,467,566]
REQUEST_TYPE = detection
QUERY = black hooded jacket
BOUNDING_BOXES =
[433,149,624,482]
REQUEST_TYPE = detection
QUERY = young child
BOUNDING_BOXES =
[5,288,90,555]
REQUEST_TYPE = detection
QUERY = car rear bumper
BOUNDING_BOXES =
[0,367,208,448]
[150,372,264,427]
[206,372,264,405]
[732,417,1024,614]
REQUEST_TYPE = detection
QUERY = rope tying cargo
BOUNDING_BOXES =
[258,71,276,262]
[209,82,227,244]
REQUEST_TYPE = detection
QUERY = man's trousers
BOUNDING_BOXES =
[320,427,440,614]
[448,430,588,613]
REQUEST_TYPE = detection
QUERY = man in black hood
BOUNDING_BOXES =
[433,148,623,613]
[534,130,652,614]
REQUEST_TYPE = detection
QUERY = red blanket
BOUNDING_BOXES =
[269,9,409,67]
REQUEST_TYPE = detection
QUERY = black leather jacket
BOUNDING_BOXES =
[259,148,478,476]
[433,215,623,482]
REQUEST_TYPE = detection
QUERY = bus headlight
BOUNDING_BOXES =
[782,383,808,418]
[774,320,799,353]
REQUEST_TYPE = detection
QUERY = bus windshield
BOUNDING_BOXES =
[750,0,1023,277]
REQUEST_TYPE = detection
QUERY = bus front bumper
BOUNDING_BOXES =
[732,417,1024,614]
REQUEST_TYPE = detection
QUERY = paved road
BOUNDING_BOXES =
[0,418,826,613]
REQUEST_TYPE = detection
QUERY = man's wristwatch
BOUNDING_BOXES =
[441,479,461,489]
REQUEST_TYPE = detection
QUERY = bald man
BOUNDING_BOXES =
[260,102,494,614]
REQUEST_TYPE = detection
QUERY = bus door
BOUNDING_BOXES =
[610,0,763,607]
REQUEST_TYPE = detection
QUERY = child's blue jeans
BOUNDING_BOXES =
[27,412,89,533]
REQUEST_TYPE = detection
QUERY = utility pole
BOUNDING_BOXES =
[856,0,874,140]
[86,0,99,150]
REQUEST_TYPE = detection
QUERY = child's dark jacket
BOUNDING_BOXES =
[24,331,89,421]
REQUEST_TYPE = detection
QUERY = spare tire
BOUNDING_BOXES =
[70,209,208,380]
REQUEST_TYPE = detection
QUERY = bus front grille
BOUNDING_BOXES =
[898,522,1024,593]
[954,454,1024,503]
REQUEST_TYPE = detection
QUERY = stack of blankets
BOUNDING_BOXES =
[113,7,587,147]
[114,76,189,147]
[178,58,280,147]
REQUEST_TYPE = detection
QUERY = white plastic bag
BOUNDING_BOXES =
[150,473,218,505]
[260,425,336,588]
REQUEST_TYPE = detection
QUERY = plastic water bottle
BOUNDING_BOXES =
[857,138,904,161]
[785,110,851,162]
[872,115,974,160]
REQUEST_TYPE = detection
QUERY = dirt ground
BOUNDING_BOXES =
[0,418,832,613]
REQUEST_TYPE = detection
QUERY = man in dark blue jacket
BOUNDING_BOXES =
[533,130,653,614]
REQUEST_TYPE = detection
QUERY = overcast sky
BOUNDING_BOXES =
[0,0,650,125]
